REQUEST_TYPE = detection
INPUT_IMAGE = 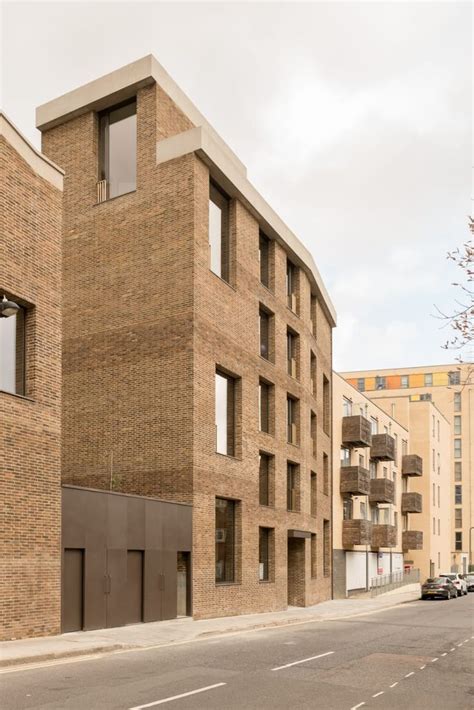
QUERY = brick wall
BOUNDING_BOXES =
[0,136,62,640]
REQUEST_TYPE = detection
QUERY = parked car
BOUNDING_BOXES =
[421,577,456,600]
[439,573,468,596]
[465,575,474,592]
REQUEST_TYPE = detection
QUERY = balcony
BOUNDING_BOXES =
[402,454,423,477]
[372,524,397,548]
[340,466,370,496]
[342,415,372,448]
[369,478,395,504]
[402,530,423,551]
[401,492,422,514]
[371,433,395,461]
[342,519,372,547]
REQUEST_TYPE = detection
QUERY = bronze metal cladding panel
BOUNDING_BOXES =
[369,478,395,504]
[340,466,370,496]
[106,549,128,628]
[143,549,162,622]
[402,530,423,551]
[372,524,397,548]
[161,549,178,620]
[126,551,144,624]
[342,519,372,547]
[370,434,396,461]
[62,549,84,632]
[402,454,423,476]
[401,492,422,514]
[341,416,372,448]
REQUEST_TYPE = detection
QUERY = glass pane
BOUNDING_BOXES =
[108,108,136,198]
[215,373,228,454]
[216,498,235,583]
[0,309,24,395]
[209,199,222,277]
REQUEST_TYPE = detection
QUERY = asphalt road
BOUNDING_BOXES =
[2,595,473,710]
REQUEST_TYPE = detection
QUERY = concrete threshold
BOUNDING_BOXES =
[0,586,420,670]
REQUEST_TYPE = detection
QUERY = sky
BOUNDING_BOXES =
[1,1,472,370]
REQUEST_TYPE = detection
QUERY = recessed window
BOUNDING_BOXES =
[209,182,230,282]
[340,448,350,467]
[310,411,317,458]
[287,462,300,512]
[424,373,433,386]
[357,378,365,392]
[455,485,462,505]
[369,460,377,478]
[99,99,137,200]
[259,527,273,581]
[310,295,317,336]
[342,397,352,417]
[311,533,317,578]
[370,417,378,435]
[323,452,329,495]
[259,379,273,434]
[454,439,462,459]
[343,498,353,521]
[259,232,271,289]
[401,375,409,389]
[286,259,298,313]
[310,472,317,517]
[454,462,462,481]
[323,520,330,577]
[287,395,299,444]
[455,508,462,528]
[259,307,273,361]
[287,328,298,378]
[454,392,461,412]
[259,452,274,507]
[215,497,236,583]
[0,303,26,396]
[375,376,386,390]
[323,375,330,434]
[448,371,460,386]
[455,531,462,551]
[310,352,317,397]
[215,370,235,456]
[454,416,461,435]
[371,505,380,524]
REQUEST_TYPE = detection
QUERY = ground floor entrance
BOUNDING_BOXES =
[62,486,192,632]
[287,531,309,606]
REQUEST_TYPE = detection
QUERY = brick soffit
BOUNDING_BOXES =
[0,112,64,190]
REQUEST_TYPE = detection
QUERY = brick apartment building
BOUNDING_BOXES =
[35,55,336,624]
[342,365,472,573]
[0,113,63,640]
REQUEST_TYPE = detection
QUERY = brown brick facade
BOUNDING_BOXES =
[40,62,334,619]
[0,125,62,640]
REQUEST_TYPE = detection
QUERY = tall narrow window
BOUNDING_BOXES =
[424,373,433,386]
[454,462,462,481]
[99,99,137,199]
[215,498,236,583]
[215,370,235,456]
[323,452,329,495]
[310,295,317,336]
[259,308,271,360]
[286,259,298,312]
[311,533,317,578]
[0,304,25,395]
[311,411,317,457]
[310,472,317,517]
[357,378,365,392]
[369,460,377,478]
[287,395,299,444]
[455,532,462,550]
[259,379,273,434]
[323,520,330,577]
[287,328,298,378]
[454,392,461,412]
[323,375,330,434]
[342,397,352,417]
[343,498,353,520]
[454,439,462,458]
[454,416,461,435]
[287,462,300,511]
[401,375,409,388]
[375,376,386,390]
[310,352,317,396]
[341,447,350,467]
[455,508,462,528]
[448,371,460,386]
[259,452,274,506]
[259,527,273,581]
[259,232,270,288]
[455,485,462,505]
[402,439,408,457]
[209,182,230,281]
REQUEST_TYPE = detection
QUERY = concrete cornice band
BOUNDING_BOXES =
[157,126,337,326]
[0,112,64,190]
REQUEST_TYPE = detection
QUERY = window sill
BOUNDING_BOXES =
[209,270,236,292]
[94,189,136,206]
[287,509,301,514]
[259,356,275,366]
[259,579,274,584]
[0,390,34,403]
[215,451,242,462]
[259,503,275,509]
[286,305,300,318]
[287,441,300,448]
[215,582,241,587]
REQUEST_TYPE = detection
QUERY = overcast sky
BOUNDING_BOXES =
[1,1,471,370]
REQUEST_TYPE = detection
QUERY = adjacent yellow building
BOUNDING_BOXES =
[341,364,472,573]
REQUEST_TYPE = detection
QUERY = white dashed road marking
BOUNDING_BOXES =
[372,691,384,698]
[389,682,398,688]
[350,703,365,710]
[456,642,463,647]
[441,652,447,656]
[420,665,426,669]
[404,671,415,678]
[271,650,334,671]
[431,657,439,662]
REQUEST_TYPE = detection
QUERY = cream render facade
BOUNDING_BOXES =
[342,364,472,573]
[332,374,418,597]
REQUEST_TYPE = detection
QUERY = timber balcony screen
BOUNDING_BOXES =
[372,524,397,548]
[341,415,372,448]
[340,466,370,496]
[370,433,396,461]
[342,519,372,547]
[401,492,422,514]
[402,530,423,551]
[369,478,395,504]
[402,454,423,476]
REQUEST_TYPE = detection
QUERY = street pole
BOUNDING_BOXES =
[469,526,474,572]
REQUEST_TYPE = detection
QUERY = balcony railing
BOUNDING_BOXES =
[402,530,423,551]
[342,519,372,547]
[401,492,422,514]
[402,454,423,476]
[370,568,420,597]
[371,433,396,461]
[342,415,372,448]
[369,478,395,504]
[372,524,397,548]
[340,466,370,496]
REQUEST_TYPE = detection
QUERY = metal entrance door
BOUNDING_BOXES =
[63,549,84,632]
[126,550,144,624]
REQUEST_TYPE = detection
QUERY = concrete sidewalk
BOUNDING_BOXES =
[0,584,420,669]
